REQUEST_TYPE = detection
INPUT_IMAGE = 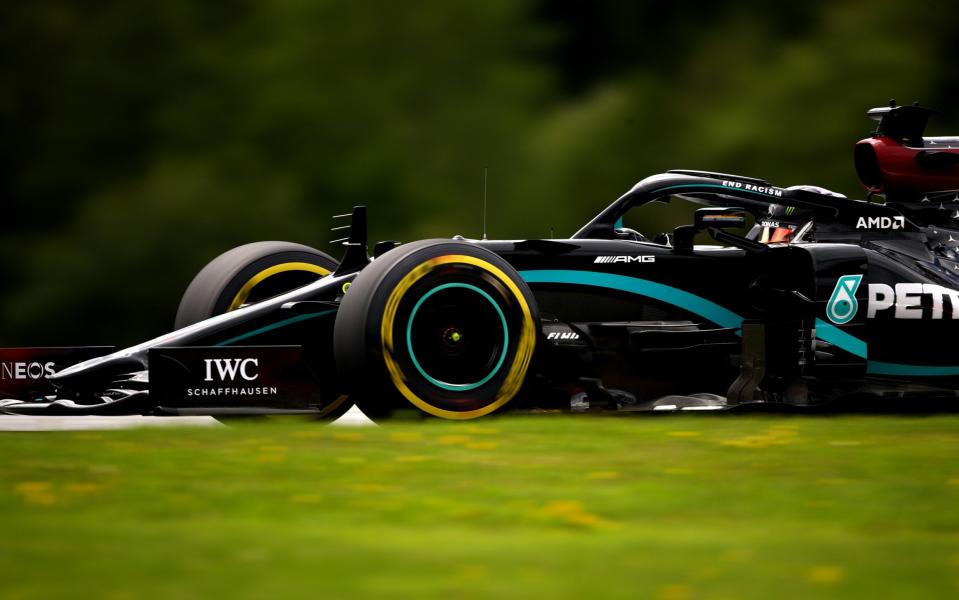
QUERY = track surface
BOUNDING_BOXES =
[0,405,375,431]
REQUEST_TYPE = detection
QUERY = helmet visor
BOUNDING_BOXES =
[760,224,798,244]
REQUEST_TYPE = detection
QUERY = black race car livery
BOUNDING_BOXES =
[5,102,959,420]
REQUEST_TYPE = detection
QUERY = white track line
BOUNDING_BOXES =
[0,405,375,431]
[0,416,221,431]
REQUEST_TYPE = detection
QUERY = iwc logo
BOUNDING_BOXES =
[187,357,277,397]
[204,358,259,382]
[826,274,863,324]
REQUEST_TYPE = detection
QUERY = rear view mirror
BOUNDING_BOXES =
[694,207,746,230]
[674,207,758,254]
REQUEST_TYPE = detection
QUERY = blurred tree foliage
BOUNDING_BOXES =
[1,0,957,344]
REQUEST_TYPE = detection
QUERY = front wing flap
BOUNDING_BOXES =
[0,346,336,416]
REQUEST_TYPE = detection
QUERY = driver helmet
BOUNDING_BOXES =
[756,185,845,244]
[757,204,808,244]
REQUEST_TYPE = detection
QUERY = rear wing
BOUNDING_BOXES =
[856,100,959,202]
[867,100,937,146]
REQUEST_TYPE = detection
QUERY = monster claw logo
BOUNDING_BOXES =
[827,274,863,324]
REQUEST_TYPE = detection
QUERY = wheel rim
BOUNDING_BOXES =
[406,282,509,391]
[380,254,536,420]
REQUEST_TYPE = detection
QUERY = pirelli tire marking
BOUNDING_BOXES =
[227,262,332,311]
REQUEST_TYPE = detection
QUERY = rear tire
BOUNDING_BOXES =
[334,240,539,420]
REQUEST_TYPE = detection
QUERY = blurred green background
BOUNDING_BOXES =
[2,0,958,346]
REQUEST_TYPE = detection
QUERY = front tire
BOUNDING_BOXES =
[175,241,351,422]
[334,240,538,420]
[175,241,338,328]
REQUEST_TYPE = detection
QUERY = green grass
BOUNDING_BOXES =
[2,415,959,599]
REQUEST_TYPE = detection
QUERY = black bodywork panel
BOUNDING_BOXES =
[5,170,959,416]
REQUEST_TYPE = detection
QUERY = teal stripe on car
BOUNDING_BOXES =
[867,361,959,376]
[813,318,867,358]
[519,270,743,330]
[866,360,959,377]
[209,272,958,378]
[521,270,959,377]
[815,319,959,375]
[215,309,336,346]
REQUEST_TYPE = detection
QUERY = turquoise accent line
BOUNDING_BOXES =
[654,183,784,198]
[519,270,743,330]
[814,318,867,358]
[816,318,959,377]
[215,310,336,346]
[520,270,959,378]
[867,361,959,377]
[614,217,624,229]
[406,282,508,392]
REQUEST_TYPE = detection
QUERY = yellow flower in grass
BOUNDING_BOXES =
[255,454,286,464]
[14,481,57,506]
[65,482,102,494]
[15,482,51,493]
[806,565,845,584]
[539,500,614,529]
[720,427,800,448]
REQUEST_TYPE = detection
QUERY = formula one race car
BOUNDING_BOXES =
[4,101,959,420]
